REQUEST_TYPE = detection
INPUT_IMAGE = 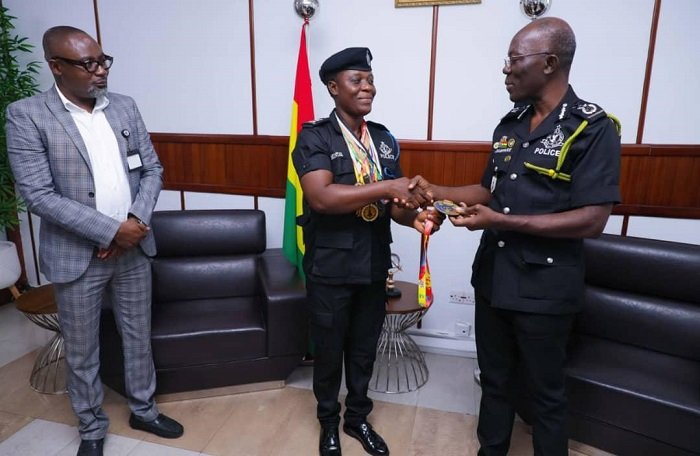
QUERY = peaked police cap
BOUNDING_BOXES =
[319,47,373,84]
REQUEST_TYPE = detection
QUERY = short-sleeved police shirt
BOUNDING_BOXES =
[292,110,403,284]
[472,86,621,314]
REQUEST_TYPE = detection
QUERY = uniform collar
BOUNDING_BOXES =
[518,85,581,141]
[328,109,343,134]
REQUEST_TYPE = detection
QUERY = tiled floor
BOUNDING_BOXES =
[0,302,609,455]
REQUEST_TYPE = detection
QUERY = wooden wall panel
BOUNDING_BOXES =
[399,140,491,187]
[150,133,700,218]
[617,146,700,218]
[152,134,288,197]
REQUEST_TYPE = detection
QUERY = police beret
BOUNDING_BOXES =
[319,47,373,84]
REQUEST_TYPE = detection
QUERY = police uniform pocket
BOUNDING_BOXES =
[311,231,354,278]
[518,246,583,300]
[492,152,513,169]
[331,157,356,184]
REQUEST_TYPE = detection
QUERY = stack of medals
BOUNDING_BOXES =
[337,115,384,222]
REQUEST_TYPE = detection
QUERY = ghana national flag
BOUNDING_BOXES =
[282,20,314,274]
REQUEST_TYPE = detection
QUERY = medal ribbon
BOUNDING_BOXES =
[336,114,383,184]
[418,219,433,308]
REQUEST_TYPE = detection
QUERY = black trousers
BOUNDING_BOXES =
[475,293,574,456]
[307,280,386,427]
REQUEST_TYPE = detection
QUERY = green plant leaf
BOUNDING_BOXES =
[0,6,38,230]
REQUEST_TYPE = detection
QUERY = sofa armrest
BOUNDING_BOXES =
[258,248,308,357]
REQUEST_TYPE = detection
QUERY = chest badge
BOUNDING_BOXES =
[494,136,507,149]
[494,136,516,152]
[541,125,565,149]
[379,141,395,160]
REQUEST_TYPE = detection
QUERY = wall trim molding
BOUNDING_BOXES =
[151,133,700,219]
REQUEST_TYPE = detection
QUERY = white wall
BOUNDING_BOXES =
[644,0,700,143]
[3,0,96,92]
[5,0,699,354]
[98,0,253,134]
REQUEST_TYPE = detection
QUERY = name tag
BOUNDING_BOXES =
[127,150,143,170]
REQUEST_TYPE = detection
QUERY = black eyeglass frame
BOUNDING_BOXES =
[50,54,114,73]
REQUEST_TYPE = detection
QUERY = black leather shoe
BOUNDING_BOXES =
[129,413,184,439]
[77,438,103,456]
[319,426,342,456]
[343,422,389,456]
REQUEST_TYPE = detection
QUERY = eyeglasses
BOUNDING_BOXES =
[504,52,551,69]
[50,55,114,73]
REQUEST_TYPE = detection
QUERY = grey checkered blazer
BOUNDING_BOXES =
[6,87,163,283]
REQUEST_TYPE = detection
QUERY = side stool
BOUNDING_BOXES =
[369,281,429,393]
[13,284,67,394]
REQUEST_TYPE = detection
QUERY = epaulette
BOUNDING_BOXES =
[571,101,607,123]
[501,104,530,121]
[302,117,330,128]
[366,120,389,132]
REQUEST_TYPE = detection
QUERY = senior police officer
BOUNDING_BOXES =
[421,18,621,455]
[292,47,440,456]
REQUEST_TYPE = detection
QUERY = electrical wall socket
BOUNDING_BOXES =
[448,290,475,305]
[454,321,471,338]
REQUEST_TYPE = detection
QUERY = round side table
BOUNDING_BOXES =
[369,281,429,394]
[14,284,67,394]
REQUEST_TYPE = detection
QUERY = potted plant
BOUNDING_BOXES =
[0,5,40,284]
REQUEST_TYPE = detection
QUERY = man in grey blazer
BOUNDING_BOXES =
[6,26,183,456]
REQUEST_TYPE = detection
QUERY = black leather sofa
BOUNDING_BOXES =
[100,209,308,395]
[566,234,700,455]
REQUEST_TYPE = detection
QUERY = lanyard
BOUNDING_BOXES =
[418,220,433,308]
[337,115,383,184]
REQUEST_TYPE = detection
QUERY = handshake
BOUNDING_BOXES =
[387,175,496,233]
[389,175,435,210]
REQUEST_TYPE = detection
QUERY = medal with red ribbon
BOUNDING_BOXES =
[418,219,433,308]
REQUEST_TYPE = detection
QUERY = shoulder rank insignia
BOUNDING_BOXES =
[303,117,329,128]
[571,102,606,122]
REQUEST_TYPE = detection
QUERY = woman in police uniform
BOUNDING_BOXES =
[291,47,438,456]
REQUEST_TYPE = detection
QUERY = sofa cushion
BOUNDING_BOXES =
[577,286,700,362]
[584,234,700,305]
[566,334,700,454]
[151,296,266,368]
[151,209,266,257]
[152,256,259,302]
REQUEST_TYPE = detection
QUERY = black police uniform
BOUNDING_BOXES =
[292,110,402,427]
[472,86,621,455]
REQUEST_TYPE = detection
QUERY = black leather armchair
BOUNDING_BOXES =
[510,234,700,455]
[100,209,308,395]
[567,234,700,456]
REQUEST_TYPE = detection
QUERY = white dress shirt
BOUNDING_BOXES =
[55,85,131,222]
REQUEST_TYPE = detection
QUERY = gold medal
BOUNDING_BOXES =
[359,203,379,222]
[433,199,460,216]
